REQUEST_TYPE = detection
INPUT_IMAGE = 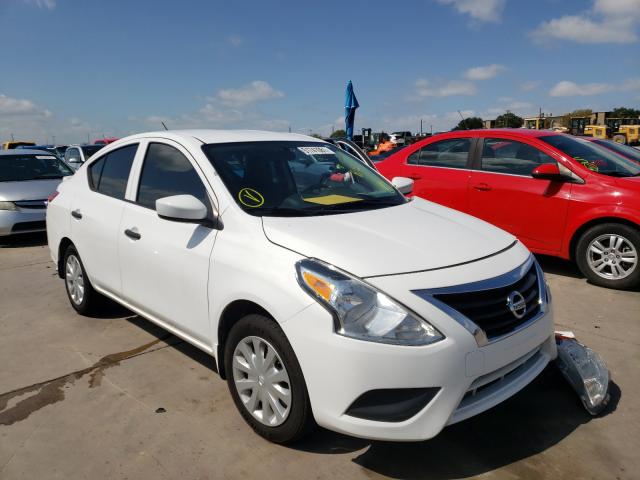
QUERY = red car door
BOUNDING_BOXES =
[377,135,474,212]
[468,135,572,254]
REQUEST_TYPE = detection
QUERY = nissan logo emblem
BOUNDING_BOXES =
[507,291,527,319]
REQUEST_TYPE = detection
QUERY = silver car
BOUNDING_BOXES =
[0,150,74,236]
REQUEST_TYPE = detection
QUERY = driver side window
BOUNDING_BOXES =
[481,138,555,176]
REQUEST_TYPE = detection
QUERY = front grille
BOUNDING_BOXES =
[11,221,46,232]
[433,264,541,339]
[14,200,47,209]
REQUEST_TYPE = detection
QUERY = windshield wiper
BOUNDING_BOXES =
[251,206,325,217]
[29,174,64,180]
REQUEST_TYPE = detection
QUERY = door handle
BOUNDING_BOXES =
[473,183,492,191]
[124,228,141,240]
[71,210,82,219]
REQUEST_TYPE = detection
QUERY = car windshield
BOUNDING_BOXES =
[540,135,640,177]
[202,141,406,217]
[593,139,640,164]
[81,145,104,159]
[0,154,74,182]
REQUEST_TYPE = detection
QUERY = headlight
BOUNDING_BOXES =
[0,201,17,211]
[296,259,444,346]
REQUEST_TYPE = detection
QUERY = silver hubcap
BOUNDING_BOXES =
[65,254,85,305]
[232,336,291,427]
[587,234,638,280]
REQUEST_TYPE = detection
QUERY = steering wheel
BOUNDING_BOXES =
[301,172,332,195]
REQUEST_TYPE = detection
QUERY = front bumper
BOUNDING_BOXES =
[0,209,47,236]
[281,245,556,441]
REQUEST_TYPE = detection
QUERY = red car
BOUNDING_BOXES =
[376,129,640,290]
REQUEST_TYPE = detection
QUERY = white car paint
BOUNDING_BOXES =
[47,130,556,441]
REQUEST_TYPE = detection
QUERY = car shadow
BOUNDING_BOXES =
[535,254,583,279]
[290,368,620,479]
[0,232,48,248]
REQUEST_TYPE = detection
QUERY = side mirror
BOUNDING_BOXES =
[156,195,208,222]
[531,164,566,181]
[391,176,414,195]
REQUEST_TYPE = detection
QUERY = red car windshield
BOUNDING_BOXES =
[540,135,640,177]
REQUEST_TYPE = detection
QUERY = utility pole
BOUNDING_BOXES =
[420,119,423,135]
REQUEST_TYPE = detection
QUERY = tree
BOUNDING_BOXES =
[330,129,346,138]
[611,107,640,118]
[495,112,523,128]
[452,117,484,130]
[310,133,323,139]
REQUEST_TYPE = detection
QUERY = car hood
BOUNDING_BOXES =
[0,179,63,201]
[262,197,517,278]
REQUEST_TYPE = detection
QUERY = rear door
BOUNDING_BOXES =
[468,135,571,253]
[70,143,139,294]
[398,136,475,212]
[118,140,218,345]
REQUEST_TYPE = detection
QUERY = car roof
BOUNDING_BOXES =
[459,128,560,138]
[124,129,322,144]
[0,149,57,157]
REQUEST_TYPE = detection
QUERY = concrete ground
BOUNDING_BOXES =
[1,233,638,480]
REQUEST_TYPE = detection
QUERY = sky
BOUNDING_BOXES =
[0,0,639,144]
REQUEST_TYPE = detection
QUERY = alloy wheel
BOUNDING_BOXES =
[65,254,85,305]
[232,336,292,427]
[587,234,638,280]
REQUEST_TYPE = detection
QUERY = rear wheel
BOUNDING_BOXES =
[63,244,102,315]
[612,134,627,144]
[576,223,640,290]
[224,314,315,443]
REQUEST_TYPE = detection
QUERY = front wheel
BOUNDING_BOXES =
[576,223,640,290]
[224,314,315,443]
[612,134,627,145]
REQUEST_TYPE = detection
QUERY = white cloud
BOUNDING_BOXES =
[414,78,477,98]
[227,35,244,47]
[215,80,284,107]
[21,0,56,9]
[520,81,539,92]
[531,0,640,44]
[0,94,50,117]
[549,80,614,96]
[437,0,506,23]
[464,64,506,80]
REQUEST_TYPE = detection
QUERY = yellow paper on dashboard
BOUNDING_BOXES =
[302,195,362,205]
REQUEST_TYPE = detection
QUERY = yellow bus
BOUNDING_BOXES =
[2,141,36,150]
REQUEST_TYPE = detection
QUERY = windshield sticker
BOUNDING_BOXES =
[297,146,334,156]
[302,194,362,205]
[238,188,265,208]
[36,155,56,160]
[574,157,599,172]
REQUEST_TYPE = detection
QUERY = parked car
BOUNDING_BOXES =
[0,150,74,236]
[583,137,640,164]
[64,144,105,170]
[322,137,375,168]
[390,131,412,145]
[376,129,640,290]
[47,130,555,443]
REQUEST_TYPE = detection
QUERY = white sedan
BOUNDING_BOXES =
[46,130,556,443]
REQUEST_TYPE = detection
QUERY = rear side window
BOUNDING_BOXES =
[407,138,471,168]
[481,138,555,176]
[136,143,210,211]
[88,144,137,199]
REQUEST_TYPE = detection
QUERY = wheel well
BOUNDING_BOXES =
[569,217,639,261]
[216,300,272,379]
[57,237,74,278]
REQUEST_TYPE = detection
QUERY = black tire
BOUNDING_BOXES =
[224,314,315,443]
[575,223,640,290]
[62,244,102,315]
[612,134,627,145]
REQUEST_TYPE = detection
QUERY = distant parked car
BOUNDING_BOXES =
[376,128,640,290]
[64,144,105,170]
[390,131,412,145]
[583,137,640,164]
[94,137,119,145]
[0,150,74,236]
